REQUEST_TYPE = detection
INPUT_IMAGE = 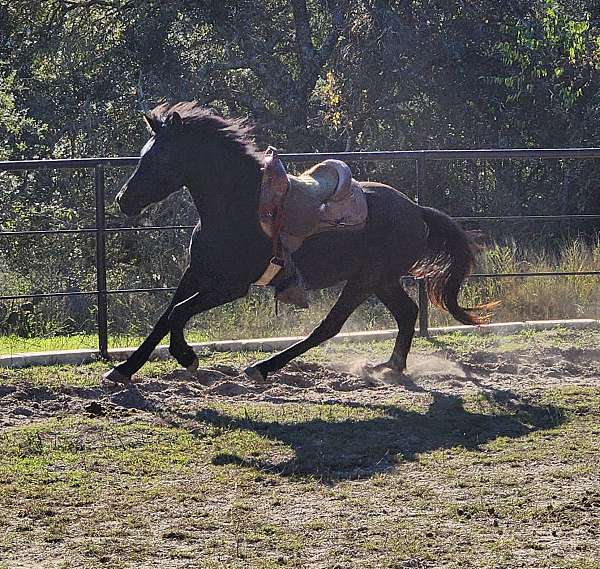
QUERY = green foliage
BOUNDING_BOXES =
[490,0,593,111]
[0,68,45,160]
[2,0,600,342]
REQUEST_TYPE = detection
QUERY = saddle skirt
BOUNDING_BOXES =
[258,147,368,253]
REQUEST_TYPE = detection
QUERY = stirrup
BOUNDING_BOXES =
[254,257,284,286]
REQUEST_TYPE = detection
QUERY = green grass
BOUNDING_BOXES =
[2,327,600,389]
[0,331,212,356]
[2,309,600,363]
[0,384,598,567]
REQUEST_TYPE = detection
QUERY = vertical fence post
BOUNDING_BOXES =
[94,165,109,360]
[415,158,430,337]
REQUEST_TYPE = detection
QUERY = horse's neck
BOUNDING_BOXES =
[187,154,262,232]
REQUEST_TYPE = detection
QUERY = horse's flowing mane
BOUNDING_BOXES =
[149,101,260,160]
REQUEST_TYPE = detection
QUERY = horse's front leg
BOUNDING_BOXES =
[245,280,369,380]
[103,269,199,383]
[166,285,249,371]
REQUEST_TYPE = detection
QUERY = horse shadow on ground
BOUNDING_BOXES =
[157,380,567,482]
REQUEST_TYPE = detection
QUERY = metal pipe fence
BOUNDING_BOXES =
[2,147,600,358]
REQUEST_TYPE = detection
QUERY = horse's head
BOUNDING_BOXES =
[116,111,187,216]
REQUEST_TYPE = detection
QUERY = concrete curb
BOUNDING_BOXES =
[1,318,598,369]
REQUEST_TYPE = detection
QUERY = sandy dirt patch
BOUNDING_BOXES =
[2,345,600,425]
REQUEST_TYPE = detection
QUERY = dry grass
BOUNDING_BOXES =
[4,238,600,356]
[0,239,600,354]
[432,238,600,326]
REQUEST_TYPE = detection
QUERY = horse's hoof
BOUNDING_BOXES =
[186,357,199,373]
[102,367,132,385]
[244,365,267,382]
[365,362,406,378]
[370,362,392,373]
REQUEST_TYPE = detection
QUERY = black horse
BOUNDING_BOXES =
[104,102,492,384]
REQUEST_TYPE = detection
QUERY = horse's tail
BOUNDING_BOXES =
[410,206,497,325]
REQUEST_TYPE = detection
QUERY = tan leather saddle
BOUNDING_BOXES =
[255,147,367,285]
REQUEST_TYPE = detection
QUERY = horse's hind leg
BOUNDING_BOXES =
[246,280,369,380]
[373,280,418,373]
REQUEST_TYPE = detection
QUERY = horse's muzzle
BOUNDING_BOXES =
[115,185,142,217]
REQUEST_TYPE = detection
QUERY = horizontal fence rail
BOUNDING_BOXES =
[1,147,600,356]
[4,147,600,171]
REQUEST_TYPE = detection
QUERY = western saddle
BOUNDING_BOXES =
[255,147,368,296]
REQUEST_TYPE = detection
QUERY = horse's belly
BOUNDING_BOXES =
[293,230,366,289]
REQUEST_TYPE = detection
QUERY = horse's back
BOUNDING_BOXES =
[360,182,424,230]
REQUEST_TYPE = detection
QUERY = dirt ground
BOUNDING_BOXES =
[1,331,600,568]
[1,342,600,424]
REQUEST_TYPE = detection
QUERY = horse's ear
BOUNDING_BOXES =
[144,113,160,134]
[167,111,183,129]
